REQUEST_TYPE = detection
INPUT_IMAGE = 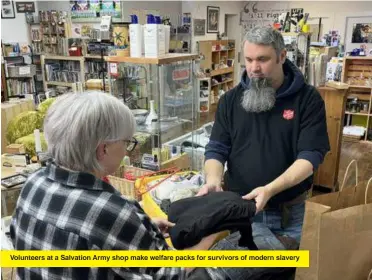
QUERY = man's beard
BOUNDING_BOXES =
[241,77,276,113]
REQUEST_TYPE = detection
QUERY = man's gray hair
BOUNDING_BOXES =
[43,91,135,173]
[242,26,285,59]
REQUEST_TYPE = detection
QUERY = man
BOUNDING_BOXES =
[198,26,330,244]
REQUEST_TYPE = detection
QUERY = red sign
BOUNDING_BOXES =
[172,68,190,81]
[283,109,295,120]
[109,63,119,77]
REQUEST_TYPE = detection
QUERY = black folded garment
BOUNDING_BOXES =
[168,191,258,250]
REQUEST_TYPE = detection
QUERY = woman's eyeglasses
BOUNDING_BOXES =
[124,138,138,152]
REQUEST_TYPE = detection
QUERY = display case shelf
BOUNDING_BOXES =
[105,53,199,65]
[105,53,200,170]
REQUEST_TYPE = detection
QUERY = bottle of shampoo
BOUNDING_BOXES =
[129,15,142,58]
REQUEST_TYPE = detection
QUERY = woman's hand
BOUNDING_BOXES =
[152,217,175,237]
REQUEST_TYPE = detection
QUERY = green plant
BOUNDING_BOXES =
[114,32,127,45]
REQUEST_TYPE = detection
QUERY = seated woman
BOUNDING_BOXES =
[10,91,217,280]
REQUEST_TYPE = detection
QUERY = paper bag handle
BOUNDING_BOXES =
[365,177,372,205]
[340,159,358,191]
[368,268,372,280]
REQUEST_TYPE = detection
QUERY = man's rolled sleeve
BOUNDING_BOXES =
[297,89,330,168]
[205,95,231,165]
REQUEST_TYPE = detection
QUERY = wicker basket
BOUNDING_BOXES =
[7,65,36,78]
[343,134,362,142]
[107,165,153,200]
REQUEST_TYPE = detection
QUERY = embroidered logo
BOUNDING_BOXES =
[283,109,295,120]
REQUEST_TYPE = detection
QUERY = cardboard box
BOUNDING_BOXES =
[1,154,27,168]
[5,144,25,154]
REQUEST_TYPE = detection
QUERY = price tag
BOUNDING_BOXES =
[283,36,292,45]
[19,66,30,76]
[109,63,118,77]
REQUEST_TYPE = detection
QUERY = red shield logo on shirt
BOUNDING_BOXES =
[283,110,294,120]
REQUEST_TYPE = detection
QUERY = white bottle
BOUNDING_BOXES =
[144,14,157,58]
[164,25,170,54]
[129,15,142,58]
[171,146,179,158]
[156,16,166,55]
[144,15,165,57]
[146,100,158,126]
[34,129,42,154]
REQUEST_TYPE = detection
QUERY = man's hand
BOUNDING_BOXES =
[242,186,273,213]
[196,183,222,196]
[152,217,175,237]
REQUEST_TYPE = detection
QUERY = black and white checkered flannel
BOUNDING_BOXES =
[10,162,185,280]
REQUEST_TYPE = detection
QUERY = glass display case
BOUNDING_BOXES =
[105,54,200,170]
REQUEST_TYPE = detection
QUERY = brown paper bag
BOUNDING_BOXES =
[296,160,372,280]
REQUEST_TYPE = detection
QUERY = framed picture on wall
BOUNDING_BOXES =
[15,2,35,13]
[344,16,372,53]
[207,6,219,33]
[1,0,15,19]
[194,19,206,36]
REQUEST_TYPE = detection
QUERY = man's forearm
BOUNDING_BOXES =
[266,159,313,197]
[204,159,224,186]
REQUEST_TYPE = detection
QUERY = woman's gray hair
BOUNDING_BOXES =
[242,26,285,60]
[43,91,135,172]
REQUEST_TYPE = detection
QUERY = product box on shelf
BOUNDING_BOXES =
[144,24,165,58]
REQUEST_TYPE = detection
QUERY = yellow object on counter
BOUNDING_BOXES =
[302,24,310,33]
[152,147,169,162]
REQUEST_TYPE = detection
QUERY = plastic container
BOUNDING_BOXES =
[144,14,165,57]
[129,15,143,58]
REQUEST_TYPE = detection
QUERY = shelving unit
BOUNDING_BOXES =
[282,32,311,80]
[39,11,71,56]
[170,26,192,53]
[198,40,236,105]
[1,61,8,102]
[1,44,37,100]
[105,53,199,168]
[41,55,85,92]
[197,78,211,113]
[341,56,372,142]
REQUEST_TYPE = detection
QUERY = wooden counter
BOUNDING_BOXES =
[314,86,348,191]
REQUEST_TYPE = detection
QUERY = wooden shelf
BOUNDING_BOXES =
[344,56,372,61]
[211,79,234,87]
[281,32,311,36]
[347,93,371,101]
[212,48,234,52]
[105,53,199,65]
[43,55,84,61]
[345,111,371,116]
[84,55,105,60]
[348,85,372,89]
[341,55,372,143]
[211,67,234,76]
[46,81,75,87]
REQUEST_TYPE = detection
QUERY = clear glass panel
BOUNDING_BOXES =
[107,59,199,170]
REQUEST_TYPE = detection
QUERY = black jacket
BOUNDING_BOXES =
[168,191,257,250]
[205,59,330,207]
